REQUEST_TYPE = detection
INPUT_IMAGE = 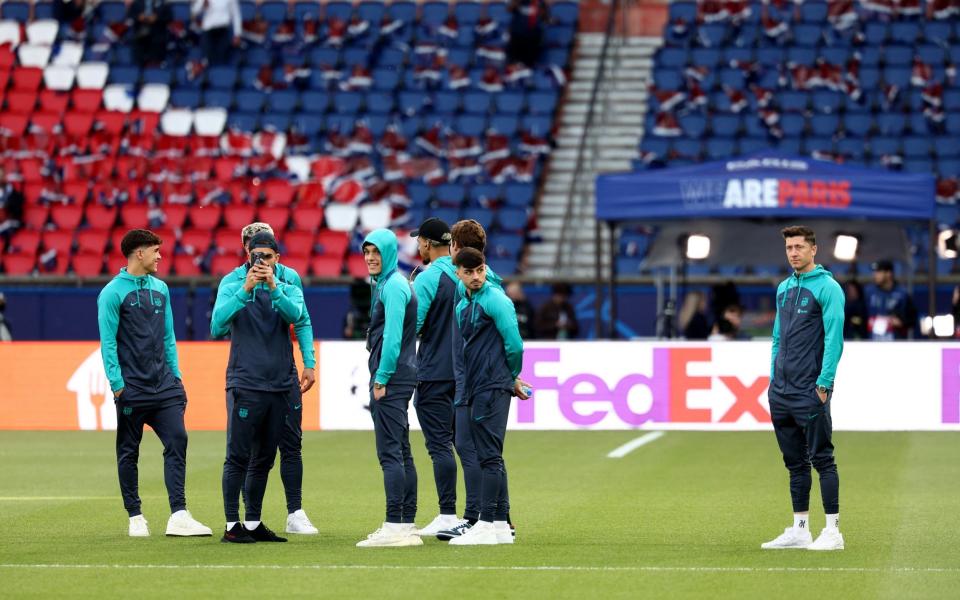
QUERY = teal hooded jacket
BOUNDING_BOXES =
[97,268,183,402]
[452,264,503,405]
[364,229,418,387]
[413,254,458,382]
[770,264,845,396]
[210,261,305,391]
[216,262,315,370]
[455,276,523,404]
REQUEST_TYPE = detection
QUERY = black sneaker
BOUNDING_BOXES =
[221,523,256,544]
[436,520,472,541]
[248,522,287,543]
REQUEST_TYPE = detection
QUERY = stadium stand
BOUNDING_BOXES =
[625,0,960,275]
[0,0,578,276]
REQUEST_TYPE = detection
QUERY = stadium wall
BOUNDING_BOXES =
[3,340,959,431]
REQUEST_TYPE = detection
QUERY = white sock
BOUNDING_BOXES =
[793,514,809,531]
[226,521,237,529]
[826,513,840,530]
[244,521,261,530]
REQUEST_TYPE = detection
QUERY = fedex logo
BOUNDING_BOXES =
[723,178,851,209]
[517,347,770,427]
[941,349,960,423]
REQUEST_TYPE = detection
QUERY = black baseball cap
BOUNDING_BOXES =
[410,217,452,244]
[871,259,894,272]
[247,232,279,252]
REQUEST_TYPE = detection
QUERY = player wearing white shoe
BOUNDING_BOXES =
[763,226,845,552]
[449,248,529,546]
[98,229,212,539]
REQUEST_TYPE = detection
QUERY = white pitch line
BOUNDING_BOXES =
[607,431,666,458]
[0,564,958,574]
[0,497,117,501]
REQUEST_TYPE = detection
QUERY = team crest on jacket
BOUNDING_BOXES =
[152,296,163,307]
[238,408,249,419]
[801,297,810,306]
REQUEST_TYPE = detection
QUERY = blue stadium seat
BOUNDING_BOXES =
[527,91,558,115]
[262,114,291,131]
[170,2,191,21]
[432,207,462,226]
[776,138,803,154]
[810,114,839,137]
[33,1,55,20]
[371,68,402,91]
[870,136,901,157]
[739,137,771,155]
[843,112,873,137]
[521,115,552,137]
[366,92,394,114]
[821,46,851,66]
[433,91,461,113]
[884,46,913,67]
[142,67,173,85]
[108,66,140,85]
[234,90,265,112]
[711,114,740,137]
[658,48,688,69]
[228,112,260,132]
[909,113,931,136]
[864,22,888,45]
[260,1,288,23]
[705,138,736,159]
[903,136,931,158]
[342,48,369,67]
[811,90,843,114]
[378,48,406,68]
[940,158,960,178]
[552,1,579,25]
[859,67,881,89]
[462,207,494,231]
[936,137,960,158]
[652,68,684,91]
[326,1,354,21]
[495,91,525,114]
[792,24,822,47]
[454,1,483,24]
[170,88,202,109]
[698,23,728,47]
[293,1,321,20]
[398,91,429,115]
[333,92,363,114]
[786,46,817,66]
[408,183,433,207]
[903,158,933,174]
[859,46,882,67]
[732,24,758,48]
[781,114,806,137]
[237,67,261,89]
[883,66,911,87]
[640,136,670,156]
[436,183,467,206]
[803,136,833,154]
[309,47,340,67]
[240,1,256,21]
[357,0,385,22]
[486,257,518,276]
[545,25,575,47]
[463,91,492,114]
[673,138,702,158]
[722,47,753,64]
[890,22,920,45]
[679,113,708,138]
[950,46,960,66]
[496,208,527,232]
[95,1,125,23]
[207,66,238,90]
[267,90,299,113]
[668,1,697,22]
[456,115,486,137]
[690,48,721,67]
[718,68,745,89]
[203,89,234,110]
[799,1,828,22]
[837,137,866,159]
[300,90,330,112]
[421,1,449,25]
[917,44,946,66]
[778,91,809,112]
[876,113,906,136]
[399,116,422,138]
[924,21,953,46]
[504,183,534,208]
[388,1,417,23]
[490,115,518,136]
[756,47,784,67]
[488,233,524,257]
[292,113,324,136]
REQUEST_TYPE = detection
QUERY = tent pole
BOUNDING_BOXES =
[594,216,603,339]
[928,218,937,338]
[609,221,617,339]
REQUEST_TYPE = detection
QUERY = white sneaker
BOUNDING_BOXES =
[808,527,845,551]
[494,520,514,544]
[760,526,812,549]
[129,514,149,537]
[449,520,498,545]
[286,509,319,535]
[356,522,424,548]
[165,510,212,537]
[417,514,461,536]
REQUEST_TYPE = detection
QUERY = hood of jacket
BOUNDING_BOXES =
[363,228,400,284]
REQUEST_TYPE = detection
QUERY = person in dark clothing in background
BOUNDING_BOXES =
[0,293,11,341]
[867,260,917,340]
[211,232,306,544]
[97,229,212,538]
[843,280,869,339]
[0,165,24,237]
[507,0,546,66]
[763,225,845,552]
[356,228,421,548]
[534,283,579,339]
[343,278,373,339]
[128,0,171,66]
[506,281,535,339]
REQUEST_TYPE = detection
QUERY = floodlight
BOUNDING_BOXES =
[685,234,711,260]
[833,234,858,262]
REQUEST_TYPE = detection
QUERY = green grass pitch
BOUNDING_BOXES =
[2,430,959,598]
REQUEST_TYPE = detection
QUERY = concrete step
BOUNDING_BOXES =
[556,135,639,149]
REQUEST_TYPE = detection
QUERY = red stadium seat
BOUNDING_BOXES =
[12,67,43,91]
[63,112,95,137]
[223,203,256,230]
[6,90,37,113]
[282,230,314,255]
[173,255,202,276]
[31,111,62,133]
[71,252,105,276]
[84,203,118,229]
[62,180,89,204]
[0,113,29,136]
[213,157,242,181]
[263,179,295,207]
[107,254,126,274]
[21,205,48,229]
[346,253,368,278]
[120,203,150,229]
[213,228,239,254]
[310,255,343,277]
[256,206,290,231]
[71,89,102,112]
[289,206,324,231]
[9,229,41,253]
[19,158,45,182]
[39,89,69,113]
[76,229,110,254]
[281,254,309,276]
[297,182,325,207]
[94,110,127,134]
[180,229,213,255]
[161,203,189,229]
[211,253,241,275]
[0,47,14,70]
[50,204,85,229]
[155,254,172,277]
[3,252,37,275]
[188,204,223,229]
[316,229,349,257]
[41,229,74,254]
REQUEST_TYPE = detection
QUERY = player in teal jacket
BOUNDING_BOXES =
[97,229,211,538]
[449,247,529,546]
[231,222,318,535]
[356,228,421,547]
[763,226,846,552]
